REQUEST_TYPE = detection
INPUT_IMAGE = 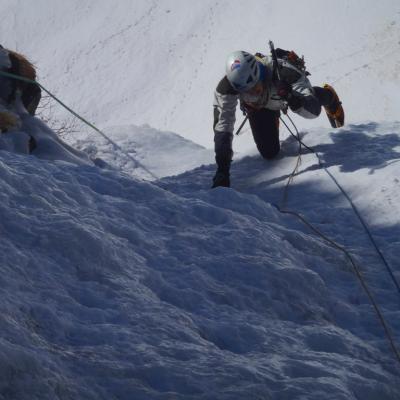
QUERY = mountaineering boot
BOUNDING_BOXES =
[323,84,345,128]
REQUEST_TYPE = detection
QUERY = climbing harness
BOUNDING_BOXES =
[0,70,158,180]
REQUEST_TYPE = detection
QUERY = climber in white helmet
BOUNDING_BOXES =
[212,48,344,188]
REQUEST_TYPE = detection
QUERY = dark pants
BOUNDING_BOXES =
[248,108,280,159]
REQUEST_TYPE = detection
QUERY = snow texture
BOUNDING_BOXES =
[0,1,399,399]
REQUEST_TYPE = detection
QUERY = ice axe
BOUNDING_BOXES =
[269,40,288,114]
[235,114,248,136]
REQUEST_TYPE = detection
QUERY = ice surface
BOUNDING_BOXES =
[0,118,399,398]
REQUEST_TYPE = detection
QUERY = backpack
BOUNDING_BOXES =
[275,48,310,76]
[4,48,41,115]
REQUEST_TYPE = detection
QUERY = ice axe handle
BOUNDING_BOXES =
[269,40,288,114]
[269,40,281,81]
[235,116,248,135]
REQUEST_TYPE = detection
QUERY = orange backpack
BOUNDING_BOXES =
[6,49,41,115]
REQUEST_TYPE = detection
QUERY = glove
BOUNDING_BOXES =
[276,80,292,99]
[287,94,304,111]
[212,170,230,188]
[276,80,304,111]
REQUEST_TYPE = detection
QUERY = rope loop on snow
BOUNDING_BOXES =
[0,70,158,180]
[277,113,400,364]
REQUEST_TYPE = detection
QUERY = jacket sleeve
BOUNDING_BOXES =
[288,72,321,119]
[277,59,321,119]
[213,76,239,134]
[213,76,239,170]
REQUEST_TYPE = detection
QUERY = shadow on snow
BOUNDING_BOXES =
[311,122,400,173]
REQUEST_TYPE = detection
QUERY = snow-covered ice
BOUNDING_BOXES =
[0,1,399,399]
[0,133,399,398]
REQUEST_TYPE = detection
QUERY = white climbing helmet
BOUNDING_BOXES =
[225,51,261,92]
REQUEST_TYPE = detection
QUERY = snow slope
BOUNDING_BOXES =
[0,0,399,152]
[0,1,400,399]
[0,121,399,399]
[75,124,214,179]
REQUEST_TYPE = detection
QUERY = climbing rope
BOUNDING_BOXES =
[277,114,400,364]
[0,70,158,180]
[284,114,400,295]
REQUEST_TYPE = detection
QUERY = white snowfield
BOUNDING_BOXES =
[0,0,399,399]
